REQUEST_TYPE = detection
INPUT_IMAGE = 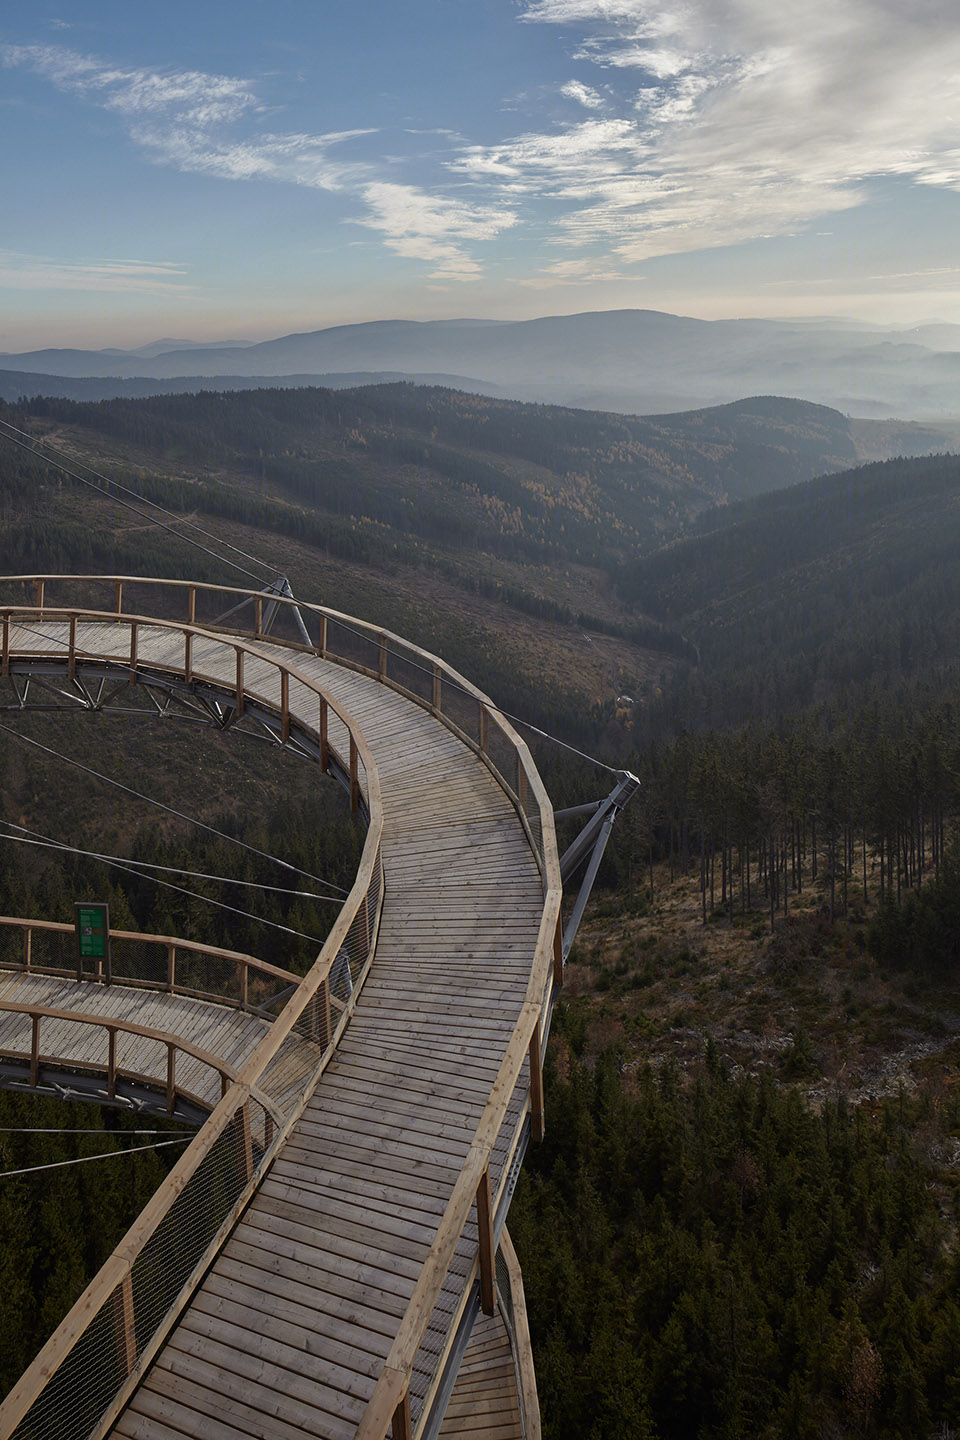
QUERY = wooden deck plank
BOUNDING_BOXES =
[167,1318,368,1428]
[117,1368,337,1440]
[6,619,549,1440]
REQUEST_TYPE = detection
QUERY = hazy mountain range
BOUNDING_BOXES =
[5,310,960,419]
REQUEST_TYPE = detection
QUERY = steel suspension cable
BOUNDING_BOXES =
[0,722,338,891]
[0,1128,193,1135]
[0,819,346,899]
[0,1137,192,1179]
[0,819,328,945]
[0,417,276,585]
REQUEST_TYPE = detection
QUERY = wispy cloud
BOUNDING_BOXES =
[359,184,517,279]
[2,44,260,126]
[497,0,960,264]
[519,255,630,287]
[865,266,960,282]
[0,252,193,294]
[455,117,646,187]
[561,80,603,109]
[129,125,374,190]
[1,41,507,283]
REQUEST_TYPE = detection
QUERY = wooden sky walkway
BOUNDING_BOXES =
[0,578,558,1440]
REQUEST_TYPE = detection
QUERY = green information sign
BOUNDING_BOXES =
[75,902,110,980]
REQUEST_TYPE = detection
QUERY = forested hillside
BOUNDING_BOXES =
[4,384,960,1435]
[17,385,858,559]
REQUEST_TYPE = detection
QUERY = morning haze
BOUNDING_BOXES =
[2,3,960,1439]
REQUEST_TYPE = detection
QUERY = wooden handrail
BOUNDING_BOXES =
[498,1229,542,1440]
[0,915,299,994]
[0,594,386,1440]
[0,998,283,1120]
[0,577,561,1440]
[0,574,559,887]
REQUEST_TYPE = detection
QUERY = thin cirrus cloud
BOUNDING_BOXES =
[488,0,960,267]
[1,42,516,284]
[359,184,518,280]
[0,253,193,294]
[2,43,260,126]
[7,7,960,293]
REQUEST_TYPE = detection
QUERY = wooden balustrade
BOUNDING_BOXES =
[0,574,554,870]
[0,915,298,1014]
[0,590,389,1440]
[0,998,271,1121]
[0,577,560,1440]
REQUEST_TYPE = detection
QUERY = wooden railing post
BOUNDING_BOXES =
[553,912,563,990]
[184,629,193,684]
[280,669,290,742]
[113,580,123,616]
[254,596,263,638]
[165,1045,176,1115]
[516,754,528,807]
[529,1019,545,1143]
[34,579,44,614]
[476,1165,496,1315]
[187,586,197,626]
[479,703,488,755]
[234,1102,253,1184]
[235,647,245,718]
[319,697,329,773]
[379,633,387,680]
[129,621,138,680]
[112,1274,137,1378]
[166,944,176,994]
[314,977,332,1048]
[107,1027,118,1099]
[350,737,359,813]
[30,1014,40,1087]
[392,1392,412,1440]
[319,613,328,659]
[432,664,442,714]
[240,962,249,1011]
[1,612,8,677]
[358,893,370,955]
[68,613,77,681]
[23,924,31,973]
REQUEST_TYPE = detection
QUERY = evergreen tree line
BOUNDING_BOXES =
[0,796,364,977]
[0,1092,182,1399]
[537,679,960,988]
[511,1021,960,1440]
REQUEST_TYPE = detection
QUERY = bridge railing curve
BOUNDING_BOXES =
[0,576,562,1440]
[0,914,302,1016]
[0,996,286,1123]
[0,589,386,1440]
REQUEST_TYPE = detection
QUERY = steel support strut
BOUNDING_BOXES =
[557,769,640,961]
[213,574,312,645]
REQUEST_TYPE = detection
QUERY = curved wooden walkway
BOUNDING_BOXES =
[0,971,322,1123]
[0,581,557,1440]
[109,640,543,1440]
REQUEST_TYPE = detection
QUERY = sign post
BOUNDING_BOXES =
[75,902,110,983]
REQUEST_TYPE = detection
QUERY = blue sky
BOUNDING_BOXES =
[3,0,960,348]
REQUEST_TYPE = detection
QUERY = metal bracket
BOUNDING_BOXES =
[213,575,312,646]
[556,769,640,961]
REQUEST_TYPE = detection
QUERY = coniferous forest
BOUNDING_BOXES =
[2,386,960,1434]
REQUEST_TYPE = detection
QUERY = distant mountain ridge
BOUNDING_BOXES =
[0,368,509,405]
[5,309,960,419]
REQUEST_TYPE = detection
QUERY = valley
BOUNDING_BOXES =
[3,376,960,1437]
